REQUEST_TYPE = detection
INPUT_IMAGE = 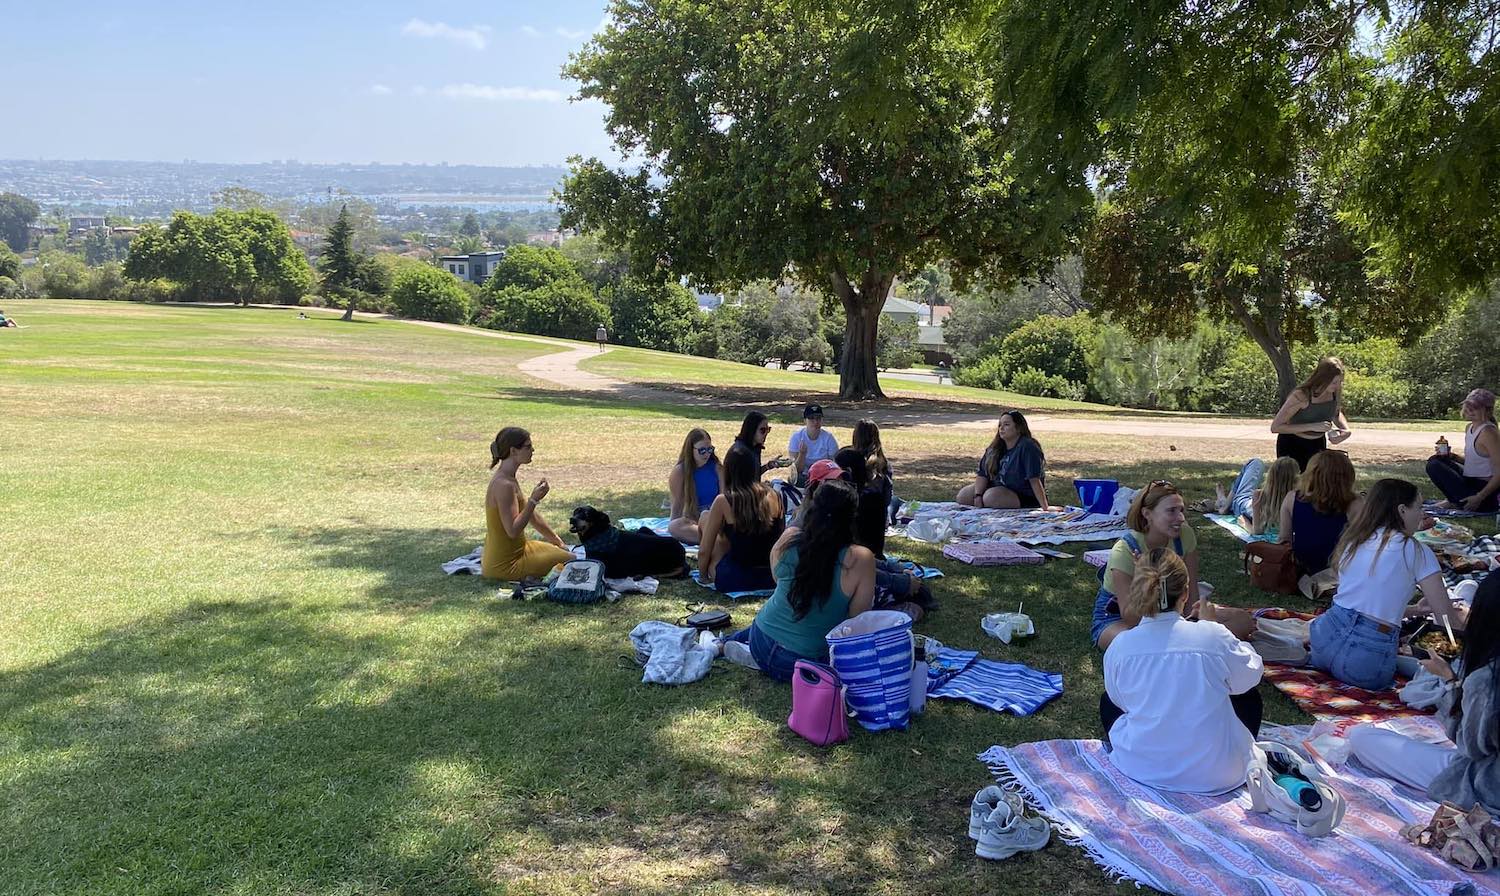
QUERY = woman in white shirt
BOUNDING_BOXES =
[1308,478,1464,691]
[1102,548,1265,794]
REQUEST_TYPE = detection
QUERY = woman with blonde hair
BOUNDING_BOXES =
[1309,478,1463,690]
[1102,548,1265,794]
[1426,388,1499,513]
[1270,356,1351,471]
[1276,449,1361,574]
[481,427,575,580]
[667,427,724,544]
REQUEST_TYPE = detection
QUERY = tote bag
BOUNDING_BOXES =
[825,610,915,732]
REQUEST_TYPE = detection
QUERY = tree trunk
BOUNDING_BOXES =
[341,294,355,322]
[1223,294,1298,401]
[830,269,893,400]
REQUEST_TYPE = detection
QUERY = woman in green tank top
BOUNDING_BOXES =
[1270,357,1351,471]
[722,480,877,681]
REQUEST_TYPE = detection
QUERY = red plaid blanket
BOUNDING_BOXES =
[1255,607,1431,722]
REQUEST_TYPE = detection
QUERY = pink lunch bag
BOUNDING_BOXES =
[788,660,849,746]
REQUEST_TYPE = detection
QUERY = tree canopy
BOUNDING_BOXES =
[123,209,311,304]
[0,192,40,253]
[559,0,1085,398]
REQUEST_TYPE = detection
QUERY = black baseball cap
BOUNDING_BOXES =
[803,403,824,418]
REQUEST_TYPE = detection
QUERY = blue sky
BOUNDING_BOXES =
[0,1,617,165]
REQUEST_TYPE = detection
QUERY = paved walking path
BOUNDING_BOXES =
[353,310,1453,453]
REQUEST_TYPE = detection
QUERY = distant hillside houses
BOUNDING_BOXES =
[439,251,506,285]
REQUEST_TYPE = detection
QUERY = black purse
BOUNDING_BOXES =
[678,605,733,631]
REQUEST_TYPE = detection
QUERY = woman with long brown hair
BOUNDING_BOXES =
[667,427,724,544]
[956,411,1048,509]
[698,443,786,593]
[1308,478,1462,690]
[481,427,574,580]
[1270,356,1351,471]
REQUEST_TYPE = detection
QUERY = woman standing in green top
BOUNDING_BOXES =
[1271,357,1352,471]
[722,480,876,681]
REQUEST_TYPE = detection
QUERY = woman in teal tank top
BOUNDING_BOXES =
[723,480,876,681]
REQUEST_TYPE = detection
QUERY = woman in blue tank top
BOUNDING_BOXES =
[668,427,724,544]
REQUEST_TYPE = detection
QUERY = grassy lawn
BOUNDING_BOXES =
[3,300,1490,895]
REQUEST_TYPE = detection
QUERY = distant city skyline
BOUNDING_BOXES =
[0,1,618,167]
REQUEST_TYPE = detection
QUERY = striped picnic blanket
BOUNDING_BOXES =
[979,731,1499,896]
[1204,513,1279,544]
[926,648,1063,716]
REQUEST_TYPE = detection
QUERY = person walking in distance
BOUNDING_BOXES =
[595,324,608,352]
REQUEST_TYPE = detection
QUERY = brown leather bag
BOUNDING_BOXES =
[1244,541,1299,594]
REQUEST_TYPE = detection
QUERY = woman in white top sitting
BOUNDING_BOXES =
[1102,548,1265,794]
[1426,388,1499,513]
[1308,478,1465,691]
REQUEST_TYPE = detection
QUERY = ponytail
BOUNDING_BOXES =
[490,427,530,469]
[1119,548,1189,620]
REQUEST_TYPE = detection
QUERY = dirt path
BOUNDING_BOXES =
[335,309,1454,453]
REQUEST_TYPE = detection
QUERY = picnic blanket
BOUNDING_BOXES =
[1425,499,1500,519]
[978,727,1500,896]
[1204,513,1279,544]
[941,541,1045,566]
[1436,534,1500,589]
[1253,608,1429,723]
[926,648,1063,716]
[898,502,1129,546]
[442,545,485,575]
[617,516,672,536]
[690,569,773,600]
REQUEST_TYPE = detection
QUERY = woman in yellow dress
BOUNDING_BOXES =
[482,427,575,579]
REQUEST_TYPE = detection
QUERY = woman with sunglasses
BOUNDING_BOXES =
[668,427,725,544]
[734,411,791,478]
[481,427,574,580]
[1091,480,1254,648]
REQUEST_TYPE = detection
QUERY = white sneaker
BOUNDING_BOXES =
[721,639,757,669]
[975,805,1050,860]
[968,786,1025,839]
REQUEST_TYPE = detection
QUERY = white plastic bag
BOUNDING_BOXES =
[982,612,1035,644]
[1108,486,1138,518]
[906,517,953,544]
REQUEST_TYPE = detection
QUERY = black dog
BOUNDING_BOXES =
[569,506,687,579]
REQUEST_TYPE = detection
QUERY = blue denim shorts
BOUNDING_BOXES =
[1309,602,1400,690]
[1090,585,1121,648]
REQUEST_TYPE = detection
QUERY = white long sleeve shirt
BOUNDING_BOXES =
[1103,613,1264,794]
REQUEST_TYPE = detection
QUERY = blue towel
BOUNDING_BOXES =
[689,569,774,600]
[927,649,1063,716]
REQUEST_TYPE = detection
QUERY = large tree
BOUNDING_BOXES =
[0,192,40,252]
[558,0,1083,399]
[123,209,311,304]
[985,0,1500,400]
[320,204,364,321]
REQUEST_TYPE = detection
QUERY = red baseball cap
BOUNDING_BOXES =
[807,459,844,483]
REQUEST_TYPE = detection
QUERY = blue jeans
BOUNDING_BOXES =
[1090,585,1121,647]
[728,623,808,682]
[1309,603,1400,690]
[1229,458,1265,520]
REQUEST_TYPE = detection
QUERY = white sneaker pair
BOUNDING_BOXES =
[968,785,1050,860]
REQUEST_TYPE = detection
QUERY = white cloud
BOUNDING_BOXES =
[555,26,590,39]
[436,83,568,103]
[400,18,492,50]
[520,24,540,37]
[368,84,394,95]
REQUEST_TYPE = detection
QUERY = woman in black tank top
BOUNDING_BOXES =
[1270,357,1351,471]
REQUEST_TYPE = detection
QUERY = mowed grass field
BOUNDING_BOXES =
[2,300,1489,896]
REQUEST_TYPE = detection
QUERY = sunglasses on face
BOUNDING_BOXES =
[521,442,534,449]
[757,426,771,434]
[696,446,714,455]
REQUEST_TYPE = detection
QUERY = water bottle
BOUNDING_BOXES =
[1267,751,1322,810]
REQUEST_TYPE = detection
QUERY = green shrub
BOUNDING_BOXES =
[478,281,610,340]
[1342,371,1413,419]
[391,266,473,324]
[953,353,1006,390]
[1403,286,1500,418]
[995,313,1097,384]
[1006,366,1086,401]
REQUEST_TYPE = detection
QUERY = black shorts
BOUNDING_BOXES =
[1015,489,1041,509]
